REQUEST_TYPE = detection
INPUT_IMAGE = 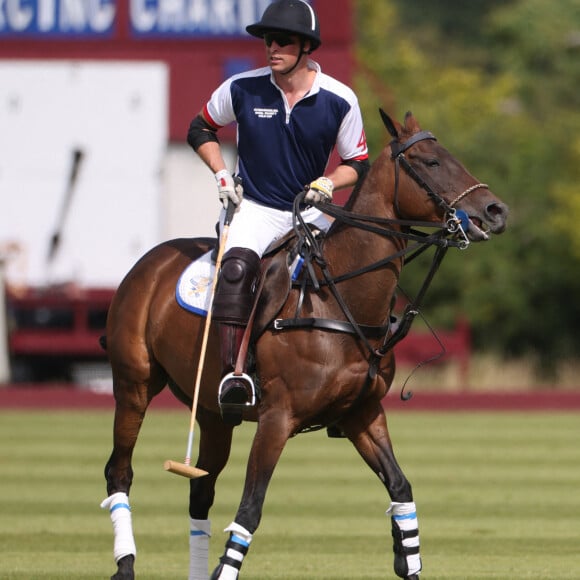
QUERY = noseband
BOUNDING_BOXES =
[448,182,488,207]
[390,131,487,236]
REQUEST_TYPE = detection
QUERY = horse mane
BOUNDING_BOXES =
[341,109,421,210]
[342,164,370,212]
[324,177,365,238]
[326,151,376,238]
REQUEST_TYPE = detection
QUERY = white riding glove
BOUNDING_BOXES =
[305,176,334,204]
[215,170,243,209]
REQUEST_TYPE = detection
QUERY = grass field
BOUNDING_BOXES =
[1,408,579,579]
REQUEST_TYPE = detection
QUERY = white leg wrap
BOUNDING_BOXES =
[224,521,253,544]
[387,501,422,576]
[189,518,211,580]
[100,492,137,563]
[214,563,239,580]
[214,522,253,580]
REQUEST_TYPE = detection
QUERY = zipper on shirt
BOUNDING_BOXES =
[281,90,312,124]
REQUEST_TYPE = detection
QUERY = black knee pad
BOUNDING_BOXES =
[213,248,261,324]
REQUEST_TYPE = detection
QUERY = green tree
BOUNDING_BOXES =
[354,0,580,373]
[487,0,580,260]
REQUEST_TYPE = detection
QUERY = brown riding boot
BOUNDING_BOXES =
[213,247,261,421]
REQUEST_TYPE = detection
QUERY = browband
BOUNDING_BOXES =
[390,131,436,159]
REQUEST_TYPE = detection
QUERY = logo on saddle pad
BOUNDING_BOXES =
[176,251,215,315]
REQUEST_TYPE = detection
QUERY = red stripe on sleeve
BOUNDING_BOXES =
[202,105,222,130]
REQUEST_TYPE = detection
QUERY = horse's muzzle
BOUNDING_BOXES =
[468,201,509,240]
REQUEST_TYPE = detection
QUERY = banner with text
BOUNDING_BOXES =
[0,0,117,36]
[0,0,289,38]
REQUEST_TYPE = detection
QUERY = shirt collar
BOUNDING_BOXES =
[269,59,321,96]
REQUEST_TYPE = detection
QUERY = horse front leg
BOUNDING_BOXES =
[341,399,422,580]
[187,406,235,580]
[210,409,293,580]
[102,378,155,580]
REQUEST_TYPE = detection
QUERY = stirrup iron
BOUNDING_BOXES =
[218,372,257,407]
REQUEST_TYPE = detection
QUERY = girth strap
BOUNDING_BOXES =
[273,317,389,339]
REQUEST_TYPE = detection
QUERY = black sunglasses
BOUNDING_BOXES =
[264,32,296,48]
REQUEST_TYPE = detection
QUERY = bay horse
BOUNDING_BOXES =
[101,110,508,580]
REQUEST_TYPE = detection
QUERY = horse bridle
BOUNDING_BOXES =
[289,130,487,332]
[390,130,488,238]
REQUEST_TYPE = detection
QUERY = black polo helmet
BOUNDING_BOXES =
[246,0,321,52]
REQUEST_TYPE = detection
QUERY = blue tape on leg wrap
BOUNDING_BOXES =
[110,503,131,513]
[392,511,417,521]
[230,534,250,548]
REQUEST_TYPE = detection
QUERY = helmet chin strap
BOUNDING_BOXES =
[281,38,309,76]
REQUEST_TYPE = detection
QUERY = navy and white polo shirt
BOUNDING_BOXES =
[203,60,369,211]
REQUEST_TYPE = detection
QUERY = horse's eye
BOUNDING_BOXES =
[426,159,440,168]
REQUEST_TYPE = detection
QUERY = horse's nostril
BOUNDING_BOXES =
[487,202,509,219]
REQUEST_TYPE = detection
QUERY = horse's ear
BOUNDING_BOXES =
[404,111,421,133]
[379,108,399,138]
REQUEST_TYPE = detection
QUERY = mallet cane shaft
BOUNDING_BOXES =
[164,200,237,479]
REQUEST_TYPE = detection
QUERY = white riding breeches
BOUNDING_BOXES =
[219,198,332,257]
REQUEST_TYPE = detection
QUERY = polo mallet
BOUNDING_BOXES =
[164,200,237,479]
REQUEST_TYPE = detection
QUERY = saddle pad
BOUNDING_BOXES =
[175,251,215,316]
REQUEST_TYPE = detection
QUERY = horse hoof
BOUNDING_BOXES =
[111,554,135,580]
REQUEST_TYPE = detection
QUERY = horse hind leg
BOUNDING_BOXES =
[340,400,422,580]
[102,372,163,580]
